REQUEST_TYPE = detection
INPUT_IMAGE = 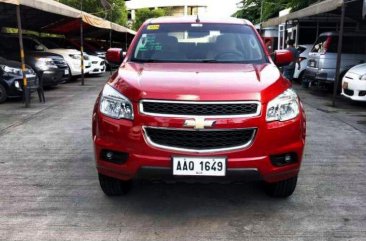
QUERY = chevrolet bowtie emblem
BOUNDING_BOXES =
[184,117,216,129]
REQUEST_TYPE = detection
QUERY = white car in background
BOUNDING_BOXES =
[39,37,105,75]
[341,64,366,101]
[24,36,92,77]
[88,55,106,75]
[294,44,312,81]
[48,48,92,76]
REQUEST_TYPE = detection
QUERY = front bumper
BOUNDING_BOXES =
[39,69,64,87]
[341,75,366,101]
[303,67,336,84]
[93,101,306,183]
[3,74,38,97]
[67,58,91,76]
[89,61,106,75]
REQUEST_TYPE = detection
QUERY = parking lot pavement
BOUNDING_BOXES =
[0,74,365,241]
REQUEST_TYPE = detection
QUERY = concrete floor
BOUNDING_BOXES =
[0,73,365,241]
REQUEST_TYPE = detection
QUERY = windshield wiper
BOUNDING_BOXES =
[199,59,219,63]
[199,59,244,63]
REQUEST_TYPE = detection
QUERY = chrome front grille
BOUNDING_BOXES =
[140,100,261,117]
[51,57,67,68]
[143,127,256,153]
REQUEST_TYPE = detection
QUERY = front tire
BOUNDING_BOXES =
[264,175,298,198]
[0,84,7,103]
[98,173,132,196]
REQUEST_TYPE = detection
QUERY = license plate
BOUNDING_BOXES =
[310,61,315,67]
[25,74,36,78]
[343,81,348,89]
[172,157,226,176]
[64,69,69,75]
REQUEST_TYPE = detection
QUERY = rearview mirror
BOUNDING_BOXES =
[106,48,124,65]
[272,50,293,67]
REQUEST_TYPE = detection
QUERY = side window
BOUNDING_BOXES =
[23,38,38,51]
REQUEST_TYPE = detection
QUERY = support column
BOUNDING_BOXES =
[16,5,30,108]
[184,5,188,16]
[332,2,346,107]
[131,9,136,21]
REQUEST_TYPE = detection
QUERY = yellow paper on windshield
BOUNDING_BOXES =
[147,25,160,30]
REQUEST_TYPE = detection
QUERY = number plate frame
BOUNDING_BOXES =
[172,156,227,176]
[342,81,348,89]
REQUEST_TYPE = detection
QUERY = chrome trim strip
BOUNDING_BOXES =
[142,126,257,154]
[139,100,262,118]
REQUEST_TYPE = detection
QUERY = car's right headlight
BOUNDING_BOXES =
[99,84,134,120]
[359,74,366,80]
[266,88,300,122]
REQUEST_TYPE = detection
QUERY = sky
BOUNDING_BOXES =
[205,0,241,17]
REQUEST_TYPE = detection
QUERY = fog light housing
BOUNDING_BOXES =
[100,150,128,164]
[270,153,298,167]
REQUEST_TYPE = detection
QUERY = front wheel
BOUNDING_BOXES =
[98,173,132,196]
[264,175,298,198]
[0,84,7,103]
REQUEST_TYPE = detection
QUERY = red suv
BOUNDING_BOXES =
[92,17,306,198]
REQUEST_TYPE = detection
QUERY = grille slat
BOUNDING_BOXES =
[141,101,259,116]
[145,128,255,151]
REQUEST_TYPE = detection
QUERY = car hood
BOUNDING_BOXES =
[348,63,366,76]
[0,57,22,68]
[47,48,81,55]
[89,55,103,61]
[108,62,290,103]
[2,50,62,59]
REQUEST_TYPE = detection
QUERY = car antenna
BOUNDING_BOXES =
[196,14,200,23]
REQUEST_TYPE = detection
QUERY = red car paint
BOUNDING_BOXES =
[92,17,306,184]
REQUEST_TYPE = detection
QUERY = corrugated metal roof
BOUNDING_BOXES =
[262,0,344,28]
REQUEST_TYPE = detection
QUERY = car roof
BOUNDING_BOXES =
[147,16,253,26]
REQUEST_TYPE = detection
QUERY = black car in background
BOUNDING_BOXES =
[0,57,38,103]
[0,34,69,87]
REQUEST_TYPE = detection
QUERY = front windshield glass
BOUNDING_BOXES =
[132,23,266,63]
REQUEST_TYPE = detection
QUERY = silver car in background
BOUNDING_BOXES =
[303,32,366,90]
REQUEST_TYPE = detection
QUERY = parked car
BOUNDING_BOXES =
[341,63,366,101]
[0,57,38,103]
[21,35,92,77]
[293,44,312,81]
[93,16,306,198]
[40,37,106,75]
[0,34,69,87]
[303,32,366,90]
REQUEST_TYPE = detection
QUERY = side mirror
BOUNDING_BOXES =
[272,50,293,67]
[106,48,124,65]
[35,45,45,51]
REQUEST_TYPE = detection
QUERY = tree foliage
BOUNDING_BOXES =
[132,8,168,30]
[58,0,128,26]
[234,0,324,24]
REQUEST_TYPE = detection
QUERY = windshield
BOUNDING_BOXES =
[131,23,266,63]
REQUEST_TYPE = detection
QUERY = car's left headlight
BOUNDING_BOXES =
[266,88,300,122]
[0,65,22,75]
[99,84,134,120]
[35,57,57,71]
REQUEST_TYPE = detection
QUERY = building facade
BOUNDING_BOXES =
[125,0,209,20]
